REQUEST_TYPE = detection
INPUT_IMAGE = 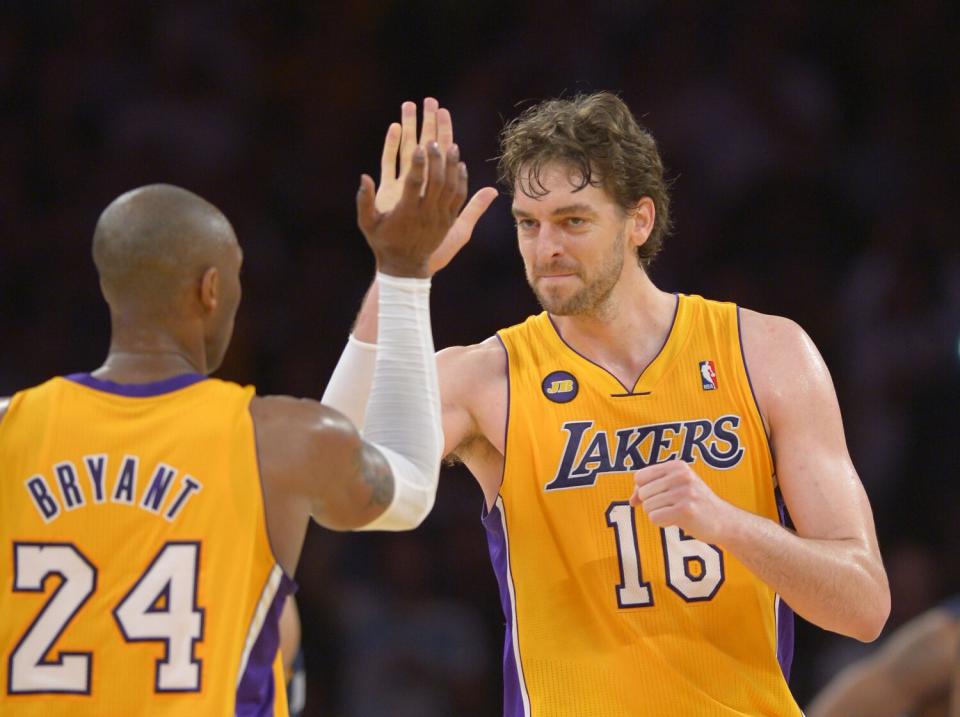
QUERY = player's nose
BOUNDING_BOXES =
[534,224,565,262]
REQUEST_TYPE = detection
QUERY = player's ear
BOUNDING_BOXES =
[199,266,219,314]
[627,197,656,250]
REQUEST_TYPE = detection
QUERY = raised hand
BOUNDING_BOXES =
[377,98,498,275]
[357,141,468,278]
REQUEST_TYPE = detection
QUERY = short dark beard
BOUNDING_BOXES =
[530,230,625,318]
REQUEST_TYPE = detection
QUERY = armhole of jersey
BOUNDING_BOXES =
[735,306,776,484]
[494,333,512,502]
[0,392,21,436]
[245,391,296,584]
[0,397,10,431]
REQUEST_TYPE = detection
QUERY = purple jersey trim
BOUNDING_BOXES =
[65,372,206,397]
[235,572,297,716]
[493,334,511,500]
[482,500,527,717]
[546,293,680,395]
[735,306,775,461]
[775,490,795,682]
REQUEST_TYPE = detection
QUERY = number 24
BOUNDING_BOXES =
[8,542,203,695]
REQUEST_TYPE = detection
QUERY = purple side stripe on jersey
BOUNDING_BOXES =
[775,491,795,682]
[777,597,795,681]
[65,372,206,397]
[482,500,527,717]
[235,571,296,716]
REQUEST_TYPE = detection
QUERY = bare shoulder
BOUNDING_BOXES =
[250,394,392,532]
[437,335,508,422]
[250,394,358,462]
[437,335,507,384]
[738,308,824,371]
[437,336,509,462]
[738,308,834,420]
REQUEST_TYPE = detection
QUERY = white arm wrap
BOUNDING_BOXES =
[354,273,443,531]
[321,334,377,428]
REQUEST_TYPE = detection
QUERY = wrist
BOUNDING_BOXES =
[377,258,431,279]
[375,271,432,290]
[713,500,754,551]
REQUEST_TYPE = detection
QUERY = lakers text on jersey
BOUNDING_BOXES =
[485,294,802,717]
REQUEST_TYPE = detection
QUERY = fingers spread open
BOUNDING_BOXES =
[399,101,417,175]
[458,187,499,232]
[422,142,445,203]
[379,122,401,183]
[401,146,426,204]
[419,97,439,147]
[356,174,378,233]
[437,108,454,151]
[450,163,468,218]
[438,144,460,210]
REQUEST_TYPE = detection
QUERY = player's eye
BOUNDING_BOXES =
[564,217,585,227]
[516,219,537,231]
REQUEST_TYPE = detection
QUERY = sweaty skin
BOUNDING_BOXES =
[351,100,889,643]
[2,160,466,577]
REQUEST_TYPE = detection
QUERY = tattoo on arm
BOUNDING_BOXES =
[356,442,395,509]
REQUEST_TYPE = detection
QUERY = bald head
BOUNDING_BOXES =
[93,184,238,315]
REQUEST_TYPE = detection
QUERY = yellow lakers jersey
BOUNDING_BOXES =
[0,373,292,716]
[486,294,802,716]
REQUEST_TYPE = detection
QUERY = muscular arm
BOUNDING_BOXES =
[252,395,395,531]
[728,312,889,640]
[636,312,890,640]
[807,607,959,717]
[329,281,509,504]
[436,339,508,503]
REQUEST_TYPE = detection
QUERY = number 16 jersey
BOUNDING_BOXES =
[0,374,292,716]
[485,294,802,716]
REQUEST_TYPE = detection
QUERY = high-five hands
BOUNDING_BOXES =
[630,459,736,545]
[377,98,498,274]
[357,140,467,278]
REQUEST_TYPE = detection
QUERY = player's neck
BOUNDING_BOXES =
[94,324,206,384]
[550,270,675,389]
[93,351,203,385]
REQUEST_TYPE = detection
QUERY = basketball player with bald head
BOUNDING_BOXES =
[0,139,467,714]
[324,95,891,715]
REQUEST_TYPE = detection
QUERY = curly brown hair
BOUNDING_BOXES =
[497,92,672,268]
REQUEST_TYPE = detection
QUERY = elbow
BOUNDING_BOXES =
[849,613,887,643]
[857,594,891,643]
[849,575,891,643]
[348,493,436,533]
[846,545,892,642]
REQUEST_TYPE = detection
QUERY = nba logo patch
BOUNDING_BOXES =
[542,370,579,403]
[699,360,718,390]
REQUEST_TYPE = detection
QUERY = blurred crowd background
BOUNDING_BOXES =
[2,1,958,714]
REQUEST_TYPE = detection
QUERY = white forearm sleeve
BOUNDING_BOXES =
[355,273,443,531]
[321,335,377,428]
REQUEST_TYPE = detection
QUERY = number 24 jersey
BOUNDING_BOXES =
[0,374,292,716]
